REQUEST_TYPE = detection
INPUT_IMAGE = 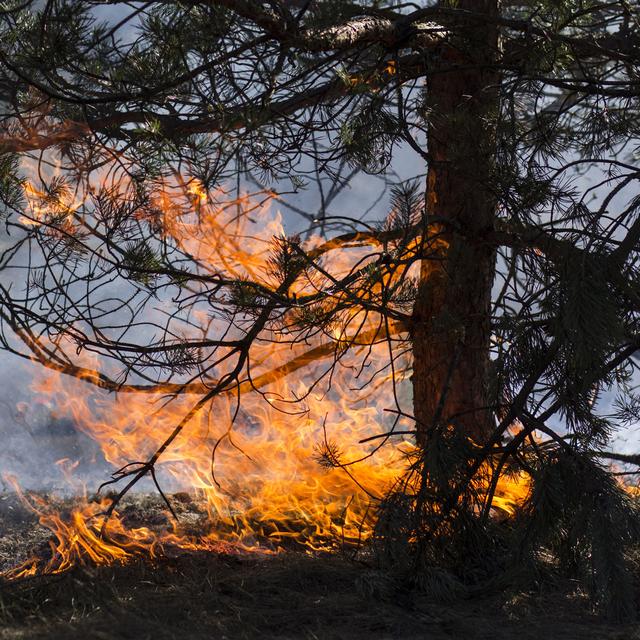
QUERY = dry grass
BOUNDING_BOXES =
[0,493,638,640]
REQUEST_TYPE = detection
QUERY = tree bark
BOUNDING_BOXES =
[411,0,499,445]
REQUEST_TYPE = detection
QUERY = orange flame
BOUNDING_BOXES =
[4,169,532,577]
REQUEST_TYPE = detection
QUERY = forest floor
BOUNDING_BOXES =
[0,492,638,640]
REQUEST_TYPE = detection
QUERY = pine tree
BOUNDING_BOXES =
[0,0,639,619]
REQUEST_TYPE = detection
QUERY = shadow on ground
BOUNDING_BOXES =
[1,551,637,640]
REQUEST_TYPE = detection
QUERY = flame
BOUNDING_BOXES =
[490,471,531,516]
[17,177,82,227]
[186,178,208,205]
[3,481,161,580]
[3,168,533,578]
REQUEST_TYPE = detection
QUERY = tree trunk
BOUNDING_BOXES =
[411,0,499,445]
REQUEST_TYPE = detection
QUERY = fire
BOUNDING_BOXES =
[186,178,208,205]
[3,167,533,578]
[6,501,156,580]
[490,471,531,516]
[3,482,236,580]
[17,176,82,227]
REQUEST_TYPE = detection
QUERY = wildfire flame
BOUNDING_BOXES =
[3,170,532,578]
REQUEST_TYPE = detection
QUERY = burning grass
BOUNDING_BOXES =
[0,491,337,580]
[0,170,538,595]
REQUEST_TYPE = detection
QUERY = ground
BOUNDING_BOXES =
[0,493,638,640]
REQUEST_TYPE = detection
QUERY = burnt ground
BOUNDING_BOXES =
[0,493,638,640]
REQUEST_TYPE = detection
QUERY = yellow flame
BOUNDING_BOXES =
[3,170,533,578]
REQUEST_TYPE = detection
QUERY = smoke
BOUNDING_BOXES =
[0,353,114,491]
